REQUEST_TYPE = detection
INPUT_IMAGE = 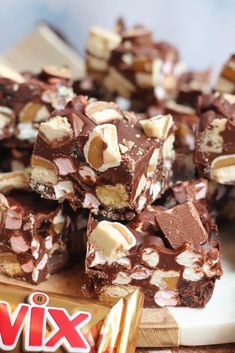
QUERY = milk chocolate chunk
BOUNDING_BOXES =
[85,203,222,308]
[156,201,208,249]
[155,179,217,235]
[31,95,175,219]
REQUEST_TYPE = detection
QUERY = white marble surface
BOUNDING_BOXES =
[169,225,235,346]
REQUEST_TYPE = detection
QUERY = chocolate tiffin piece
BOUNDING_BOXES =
[163,101,199,183]
[171,179,208,205]
[103,23,184,103]
[85,203,222,308]
[155,201,208,249]
[0,188,87,284]
[0,66,74,149]
[195,93,235,185]
[31,96,175,220]
[85,21,185,109]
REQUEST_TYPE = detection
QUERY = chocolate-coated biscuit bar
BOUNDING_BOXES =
[30,95,175,220]
[0,66,74,148]
[195,93,235,184]
[216,54,235,94]
[0,283,143,353]
[85,201,222,308]
[0,174,87,284]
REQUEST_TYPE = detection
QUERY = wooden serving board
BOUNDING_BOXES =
[137,344,235,352]
[0,224,234,348]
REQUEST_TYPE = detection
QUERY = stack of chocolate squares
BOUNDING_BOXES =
[80,20,235,224]
[1,23,234,309]
[28,93,222,308]
[74,23,235,307]
[75,20,185,111]
[0,66,87,284]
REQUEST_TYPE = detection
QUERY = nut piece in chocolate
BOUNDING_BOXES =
[85,101,123,124]
[140,115,173,139]
[210,154,235,184]
[39,115,73,146]
[89,220,136,263]
[84,124,122,171]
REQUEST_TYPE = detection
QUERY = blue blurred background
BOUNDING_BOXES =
[0,0,234,73]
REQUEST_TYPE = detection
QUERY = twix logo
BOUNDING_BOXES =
[0,292,91,352]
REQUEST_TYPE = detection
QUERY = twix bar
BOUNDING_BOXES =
[0,282,143,353]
